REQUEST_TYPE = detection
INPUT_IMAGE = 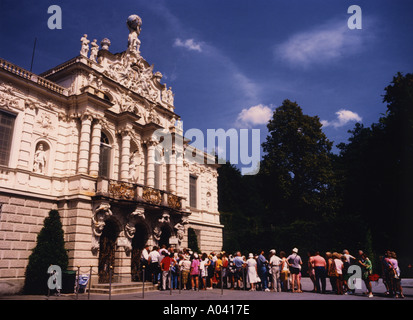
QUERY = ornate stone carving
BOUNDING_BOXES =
[0,84,21,110]
[114,89,142,115]
[80,34,90,57]
[33,143,47,174]
[97,16,163,103]
[126,14,142,55]
[91,203,113,252]
[174,217,188,244]
[153,225,162,241]
[142,186,162,205]
[162,85,174,106]
[89,39,99,62]
[108,180,135,200]
[37,112,55,134]
[100,38,111,51]
[167,193,182,210]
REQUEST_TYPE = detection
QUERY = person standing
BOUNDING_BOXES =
[222,253,229,289]
[287,248,302,293]
[280,251,289,292]
[190,253,200,290]
[233,251,245,290]
[389,252,404,298]
[246,253,259,291]
[200,253,209,290]
[257,250,270,292]
[141,244,150,281]
[179,255,191,290]
[269,249,282,292]
[326,252,337,293]
[148,246,161,285]
[333,252,344,295]
[214,253,223,288]
[307,252,316,292]
[160,251,172,291]
[312,251,327,294]
[358,252,373,298]
[341,255,350,294]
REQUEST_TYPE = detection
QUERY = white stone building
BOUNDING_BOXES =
[0,14,223,291]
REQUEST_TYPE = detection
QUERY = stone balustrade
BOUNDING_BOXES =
[96,178,185,211]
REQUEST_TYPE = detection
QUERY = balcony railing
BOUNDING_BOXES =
[96,178,184,211]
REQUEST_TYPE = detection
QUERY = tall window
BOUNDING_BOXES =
[99,132,111,178]
[0,110,15,166]
[189,175,197,208]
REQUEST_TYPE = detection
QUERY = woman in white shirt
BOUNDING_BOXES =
[246,253,259,291]
[200,253,209,290]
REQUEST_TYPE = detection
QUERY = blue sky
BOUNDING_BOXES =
[1,0,412,169]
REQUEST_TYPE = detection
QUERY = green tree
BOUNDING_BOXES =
[187,227,200,253]
[261,99,337,224]
[23,210,68,295]
[337,72,413,268]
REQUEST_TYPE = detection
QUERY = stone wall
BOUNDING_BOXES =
[0,193,57,294]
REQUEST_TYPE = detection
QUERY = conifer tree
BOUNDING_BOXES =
[23,210,68,294]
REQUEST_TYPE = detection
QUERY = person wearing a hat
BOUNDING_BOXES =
[270,249,282,292]
[246,253,259,291]
[179,254,191,290]
[287,248,303,293]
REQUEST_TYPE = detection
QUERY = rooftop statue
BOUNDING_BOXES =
[126,14,142,55]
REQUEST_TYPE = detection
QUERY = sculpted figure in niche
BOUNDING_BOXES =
[33,143,47,174]
[128,151,138,182]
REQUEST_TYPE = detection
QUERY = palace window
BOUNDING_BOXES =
[0,110,15,166]
[99,132,111,178]
[189,175,197,208]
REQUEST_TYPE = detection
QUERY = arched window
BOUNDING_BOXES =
[99,132,111,178]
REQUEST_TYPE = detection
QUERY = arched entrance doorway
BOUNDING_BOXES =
[158,225,172,248]
[98,219,118,283]
[131,223,148,282]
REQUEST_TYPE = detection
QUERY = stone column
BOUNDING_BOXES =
[120,129,131,181]
[168,150,177,193]
[78,113,93,174]
[89,119,102,177]
[146,139,156,188]
[176,148,184,197]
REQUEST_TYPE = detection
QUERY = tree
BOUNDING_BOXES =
[23,210,68,295]
[337,72,413,267]
[187,227,200,253]
[261,99,337,224]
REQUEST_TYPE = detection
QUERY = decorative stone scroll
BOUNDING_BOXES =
[124,207,145,254]
[91,203,113,253]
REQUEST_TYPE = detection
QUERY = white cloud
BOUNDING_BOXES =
[321,109,362,128]
[237,104,273,127]
[174,38,202,52]
[275,20,364,68]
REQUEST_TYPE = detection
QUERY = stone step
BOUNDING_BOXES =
[89,282,158,295]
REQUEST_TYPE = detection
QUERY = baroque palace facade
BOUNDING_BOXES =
[0,14,222,291]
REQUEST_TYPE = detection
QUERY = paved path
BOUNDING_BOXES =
[1,278,412,301]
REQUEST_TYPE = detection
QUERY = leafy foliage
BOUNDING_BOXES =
[219,74,413,273]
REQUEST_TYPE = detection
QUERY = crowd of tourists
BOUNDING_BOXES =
[140,245,405,298]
